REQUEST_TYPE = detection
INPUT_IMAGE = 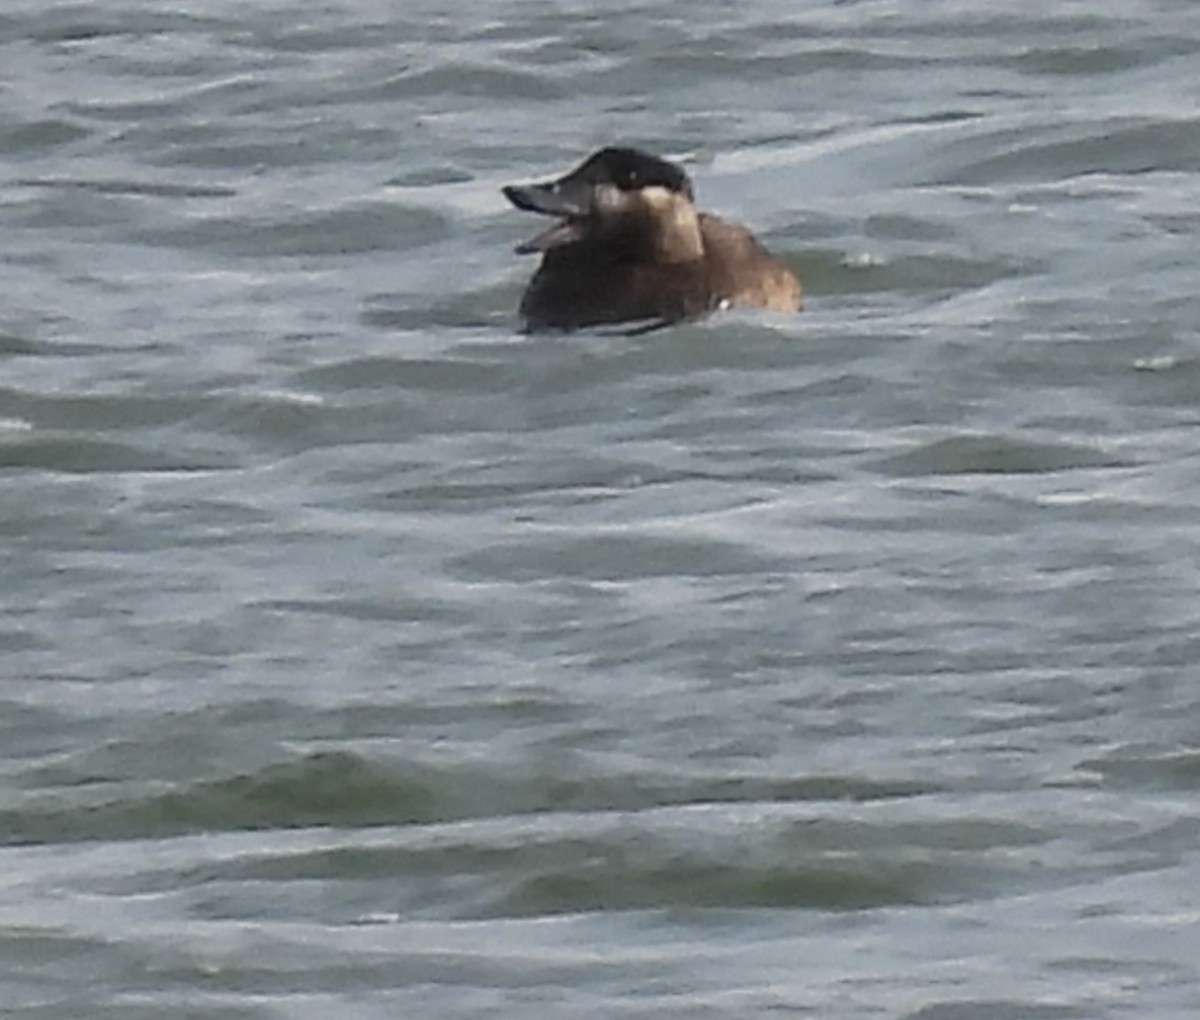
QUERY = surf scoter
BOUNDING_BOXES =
[503,147,802,332]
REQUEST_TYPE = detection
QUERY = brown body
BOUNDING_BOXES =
[504,148,802,332]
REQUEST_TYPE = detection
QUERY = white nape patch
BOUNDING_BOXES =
[717,298,731,311]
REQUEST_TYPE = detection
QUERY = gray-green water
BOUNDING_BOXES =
[4,2,1200,1017]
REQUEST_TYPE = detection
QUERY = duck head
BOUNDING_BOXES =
[503,147,704,262]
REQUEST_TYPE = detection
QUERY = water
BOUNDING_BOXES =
[3,1,1200,1016]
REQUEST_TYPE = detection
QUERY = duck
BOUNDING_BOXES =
[502,146,802,332]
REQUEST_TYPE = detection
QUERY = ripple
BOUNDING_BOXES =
[942,117,1200,185]
[873,433,1129,477]
[453,528,783,582]
[131,201,449,256]
[14,176,238,200]
[0,118,90,155]
[0,436,228,474]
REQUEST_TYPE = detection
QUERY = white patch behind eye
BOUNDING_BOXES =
[594,182,623,211]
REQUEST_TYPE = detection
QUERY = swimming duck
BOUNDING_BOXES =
[503,147,802,332]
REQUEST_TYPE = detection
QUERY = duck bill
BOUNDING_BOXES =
[503,177,594,253]
[511,218,585,254]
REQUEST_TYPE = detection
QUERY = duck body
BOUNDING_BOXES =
[503,147,802,332]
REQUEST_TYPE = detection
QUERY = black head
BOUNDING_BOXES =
[564,147,695,202]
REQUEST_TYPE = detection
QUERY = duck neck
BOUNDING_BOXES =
[645,192,705,263]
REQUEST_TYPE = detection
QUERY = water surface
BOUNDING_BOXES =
[3,2,1200,1017]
